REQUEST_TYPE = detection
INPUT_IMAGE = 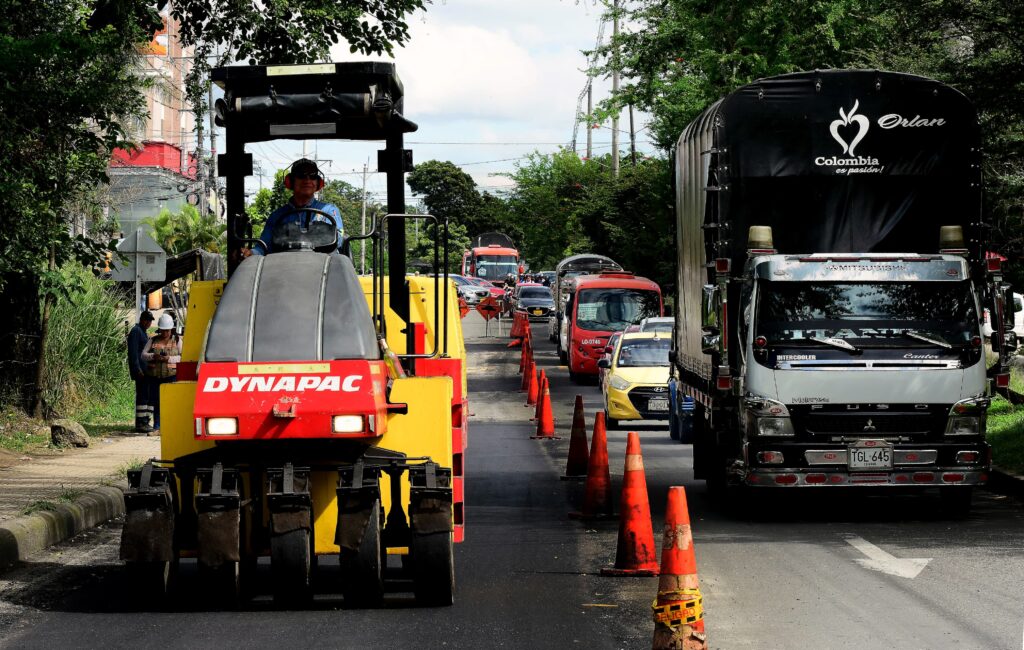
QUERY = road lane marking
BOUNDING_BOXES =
[843,534,932,579]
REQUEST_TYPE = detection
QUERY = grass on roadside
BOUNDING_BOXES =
[0,410,50,454]
[989,396,1024,475]
[21,500,59,516]
[115,457,147,480]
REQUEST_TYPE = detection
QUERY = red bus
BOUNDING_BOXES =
[461,233,521,286]
[560,272,662,381]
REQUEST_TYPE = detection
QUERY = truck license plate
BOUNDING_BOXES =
[848,441,893,470]
[648,398,669,412]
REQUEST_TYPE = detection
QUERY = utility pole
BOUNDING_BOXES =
[629,104,637,166]
[586,83,593,160]
[611,0,620,177]
[360,161,368,274]
[208,79,218,216]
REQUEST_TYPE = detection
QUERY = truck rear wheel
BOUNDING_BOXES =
[340,500,384,607]
[412,531,455,607]
[271,526,314,606]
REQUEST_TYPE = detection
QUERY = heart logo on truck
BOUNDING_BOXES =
[830,100,870,155]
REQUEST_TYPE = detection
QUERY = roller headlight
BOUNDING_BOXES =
[332,415,365,433]
[206,417,238,435]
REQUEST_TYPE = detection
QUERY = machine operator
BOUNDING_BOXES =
[252,158,343,255]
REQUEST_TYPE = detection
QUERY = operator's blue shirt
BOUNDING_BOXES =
[254,198,343,255]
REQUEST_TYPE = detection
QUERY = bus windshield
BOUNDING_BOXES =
[576,288,660,331]
[475,255,518,279]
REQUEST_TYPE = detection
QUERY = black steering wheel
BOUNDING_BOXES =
[266,207,341,254]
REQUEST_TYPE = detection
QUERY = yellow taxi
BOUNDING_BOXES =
[597,332,671,429]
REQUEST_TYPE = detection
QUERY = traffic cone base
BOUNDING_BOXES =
[651,486,707,650]
[601,431,659,576]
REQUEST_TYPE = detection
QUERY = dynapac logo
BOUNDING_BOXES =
[202,375,362,393]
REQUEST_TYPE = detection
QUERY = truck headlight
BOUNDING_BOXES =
[757,417,795,437]
[206,417,238,435]
[946,416,981,435]
[946,397,988,436]
[609,375,631,391]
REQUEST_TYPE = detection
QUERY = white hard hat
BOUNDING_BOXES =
[157,314,174,330]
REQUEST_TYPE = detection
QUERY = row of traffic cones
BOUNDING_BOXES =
[510,325,705,647]
[566,396,706,648]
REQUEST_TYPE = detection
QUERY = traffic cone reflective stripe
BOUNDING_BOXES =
[652,486,707,650]
[569,411,614,519]
[602,432,659,576]
[562,395,589,479]
[532,374,558,439]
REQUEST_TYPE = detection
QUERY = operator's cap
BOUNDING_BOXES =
[291,158,319,175]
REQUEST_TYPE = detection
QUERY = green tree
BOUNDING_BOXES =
[0,0,158,412]
[144,204,227,256]
[594,0,889,149]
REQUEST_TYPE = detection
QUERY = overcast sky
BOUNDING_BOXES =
[231,0,655,207]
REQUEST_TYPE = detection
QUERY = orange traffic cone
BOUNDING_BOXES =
[519,336,528,374]
[526,364,539,406]
[532,371,547,422]
[532,375,558,439]
[520,359,533,392]
[561,395,589,480]
[601,432,659,576]
[569,411,614,519]
[651,486,707,650]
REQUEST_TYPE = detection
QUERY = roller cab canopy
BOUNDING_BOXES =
[212,61,418,143]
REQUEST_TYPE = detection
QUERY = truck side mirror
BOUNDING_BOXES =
[668,349,677,364]
[702,284,720,330]
[701,332,721,355]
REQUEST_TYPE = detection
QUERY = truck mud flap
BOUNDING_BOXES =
[267,463,311,536]
[409,462,453,535]
[195,463,241,566]
[335,461,382,552]
[120,462,175,563]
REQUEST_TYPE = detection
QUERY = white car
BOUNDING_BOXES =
[982,292,1024,340]
[638,316,673,333]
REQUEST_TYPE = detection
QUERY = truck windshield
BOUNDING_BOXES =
[756,281,978,344]
[576,289,661,332]
[475,255,517,279]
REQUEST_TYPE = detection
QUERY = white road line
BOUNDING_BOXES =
[843,534,932,579]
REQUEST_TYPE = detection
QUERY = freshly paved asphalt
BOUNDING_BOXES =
[1,312,1022,649]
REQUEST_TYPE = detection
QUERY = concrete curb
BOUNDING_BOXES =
[0,486,125,574]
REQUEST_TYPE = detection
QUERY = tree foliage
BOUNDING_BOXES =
[144,204,227,255]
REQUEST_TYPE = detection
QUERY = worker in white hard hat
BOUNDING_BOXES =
[141,313,181,435]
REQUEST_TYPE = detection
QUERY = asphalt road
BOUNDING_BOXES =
[1,312,1023,649]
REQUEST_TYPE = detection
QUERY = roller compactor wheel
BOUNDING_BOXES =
[271,527,315,606]
[340,500,385,607]
[198,559,241,604]
[125,559,176,598]
[411,531,455,607]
